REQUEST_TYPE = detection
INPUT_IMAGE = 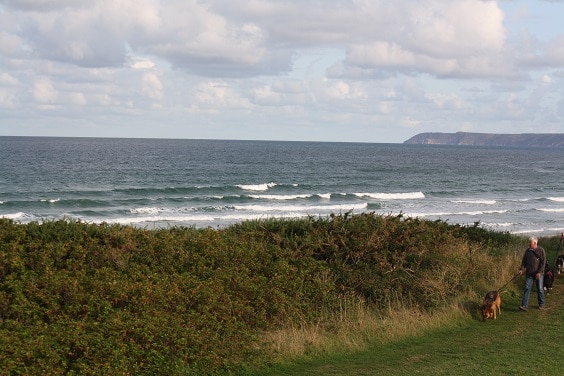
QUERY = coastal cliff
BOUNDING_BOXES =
[404,132,564,148]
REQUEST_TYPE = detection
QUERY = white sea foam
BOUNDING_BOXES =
[249,194,312,200]
[194,195,242,200]
[218,212,311,221]
[353,192,425,200]
[233,203,368,212]
[512,228,547,235]
[537,208,564,213]
[318,193,331,199]
[40,198,60,203]
[154,214,215,222]
[104,214,218,225]
[130,207,199,215]
[452,199,496,205]
[455,210,508,216]
[406,209,508,218]
[237,182,277,191]
[130,207,164,214]
[486,222,513,228]
[548,197,564,202]
[103,211,316,226]
[1,212,28,220]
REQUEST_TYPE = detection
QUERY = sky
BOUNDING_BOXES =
[1,0,564,143]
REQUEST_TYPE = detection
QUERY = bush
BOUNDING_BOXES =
[0,214,519,374]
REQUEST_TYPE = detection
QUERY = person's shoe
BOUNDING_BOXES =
[538,306,546,310]
[519,305,528,311]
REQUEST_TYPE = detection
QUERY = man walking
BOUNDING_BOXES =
[518,236,546,311]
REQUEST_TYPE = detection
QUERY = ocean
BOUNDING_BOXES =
[1,136,563,236]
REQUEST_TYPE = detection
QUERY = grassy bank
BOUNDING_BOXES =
[252,234,564,376]
[0,214,540,374]
[256,277,564,375]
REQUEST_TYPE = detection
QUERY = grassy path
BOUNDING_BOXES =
[254,274,564,376]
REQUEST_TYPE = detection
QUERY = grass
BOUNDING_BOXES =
[249,253,564,375]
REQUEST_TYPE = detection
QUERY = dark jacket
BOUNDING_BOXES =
[521,247,546,276]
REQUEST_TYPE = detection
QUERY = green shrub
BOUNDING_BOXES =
[0,214,520,374]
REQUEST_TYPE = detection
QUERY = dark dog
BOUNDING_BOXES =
[556,255,564,275]
[544,263,555,293]
[481,290,501,321]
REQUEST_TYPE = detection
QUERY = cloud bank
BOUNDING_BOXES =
[0,0,563,142]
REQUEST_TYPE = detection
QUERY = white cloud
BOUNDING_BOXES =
[320,79,367,101]
[402,1,505,56]
[68,92,87,106]
[340,1,508,78]
[426,93,466,111]
[32,77,57,103]
[251,85,286,106]
[188,81,252,113]
[131,58,156,69]
[0,31,21,56]
[141,72,164,101]
[0,0,563,141]
[0,89,16,109]
[3,0,84,11]
[1,0,509,77]
[542,74,552,84]
[0,73,19,86]
[402,117,422,129]
[250,80,311,107]
[345,42,472,77]
[377,101,393,115]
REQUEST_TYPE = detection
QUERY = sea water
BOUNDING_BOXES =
[1,136,563,235]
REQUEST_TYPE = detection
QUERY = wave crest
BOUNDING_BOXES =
[353,192,425,200]
[236,182,277,191]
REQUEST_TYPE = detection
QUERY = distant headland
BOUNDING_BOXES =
[404,132,564,148]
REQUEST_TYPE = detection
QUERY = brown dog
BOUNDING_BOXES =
[481,290,501,321]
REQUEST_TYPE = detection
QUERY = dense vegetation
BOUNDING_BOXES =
[0,214,521,374]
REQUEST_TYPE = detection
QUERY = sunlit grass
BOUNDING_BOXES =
[259,298,471,362]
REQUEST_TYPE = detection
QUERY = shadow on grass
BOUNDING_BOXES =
[461,300,482,321]
[461,287,524,323]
